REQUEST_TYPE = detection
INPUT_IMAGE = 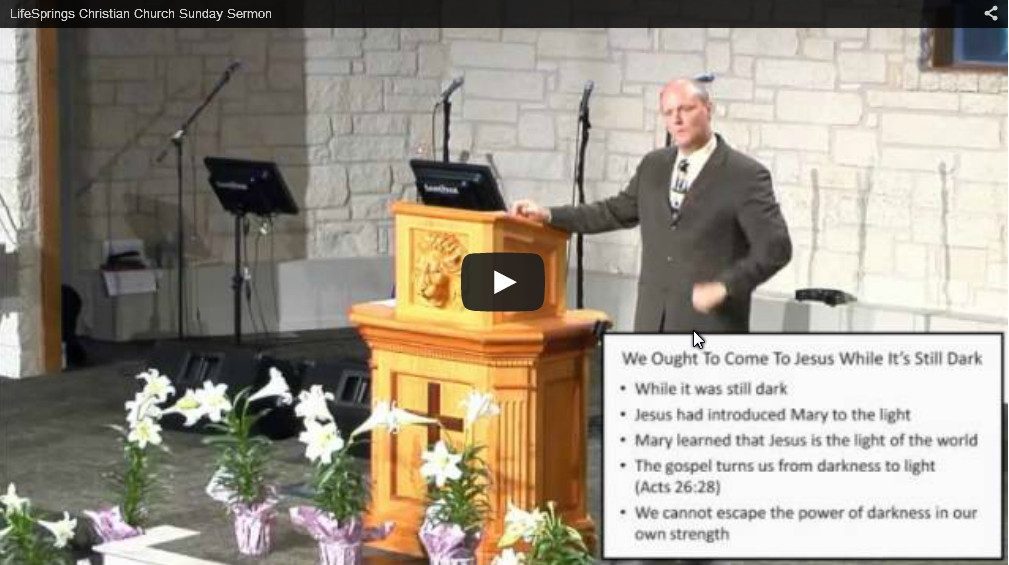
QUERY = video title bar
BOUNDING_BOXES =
[3,0,1006,28]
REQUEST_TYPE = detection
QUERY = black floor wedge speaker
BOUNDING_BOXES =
[147,341,299,438]
[298,357,372,458]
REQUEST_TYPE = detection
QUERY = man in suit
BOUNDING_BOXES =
[510,78,792,333]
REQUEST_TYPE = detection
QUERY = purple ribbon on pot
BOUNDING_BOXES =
[418,519,481,562]
[82,506,143,543]
[289,506,394,544]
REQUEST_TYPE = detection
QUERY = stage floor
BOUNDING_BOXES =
[0,329,605,563]
[1,330,1002,564]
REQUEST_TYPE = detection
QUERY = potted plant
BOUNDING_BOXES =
[163,367,292,556]
[418,390,500,564]
[493,501,592,564]
[84,368,172,543]
[0,483,78,565]
[290,392,436,564]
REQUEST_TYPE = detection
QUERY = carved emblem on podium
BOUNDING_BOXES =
[412,231,467,309]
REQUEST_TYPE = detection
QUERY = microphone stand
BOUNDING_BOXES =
[442,97,451,163]
[573,101,591,309]
[155,65,238,340]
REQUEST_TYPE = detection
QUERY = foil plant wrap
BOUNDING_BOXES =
[418,519,481,565]
[230,495,279,556]
[82,506,143,544]
[290,505,395,565]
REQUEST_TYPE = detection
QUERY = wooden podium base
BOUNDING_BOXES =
[350,301,605,564]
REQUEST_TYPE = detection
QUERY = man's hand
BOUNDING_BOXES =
[692,281,728,314]
[509,199,551,222]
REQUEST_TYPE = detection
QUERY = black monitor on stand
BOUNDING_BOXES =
[409,159,506,212]
[204,157,298,345]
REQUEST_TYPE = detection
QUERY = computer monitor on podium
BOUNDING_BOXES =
[410,159,506,212]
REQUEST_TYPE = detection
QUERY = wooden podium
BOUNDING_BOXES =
[349,202,607,563]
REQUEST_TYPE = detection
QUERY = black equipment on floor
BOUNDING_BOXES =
[148,342,370,446]
[204,157,298,346]
[298,357,372,458]
[794,288,857,307]
[148,341,268,434]
[148,340,261,394]
[61,285,86,368]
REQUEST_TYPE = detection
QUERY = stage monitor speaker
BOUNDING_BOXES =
[299,357,372,458]
[148,341,298,438]
[148,340,262,393]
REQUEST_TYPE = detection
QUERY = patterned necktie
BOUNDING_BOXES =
[670,159,690,221]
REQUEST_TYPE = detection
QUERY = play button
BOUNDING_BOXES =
[462,253,544,312]
[494,271,517,294]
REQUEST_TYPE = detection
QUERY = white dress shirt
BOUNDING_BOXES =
[670,134,718,211]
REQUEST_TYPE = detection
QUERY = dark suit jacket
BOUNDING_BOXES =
[549,135,792,332]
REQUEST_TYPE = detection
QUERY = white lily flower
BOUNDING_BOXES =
[133,368,155,383]
[0,525,10,539]
[419,440,463,487]
[127,417,163,448]
[299,418,345,465]
[162,389,205,426]
[502,500,545,544]
[194,381,232,422]
[125,392,162,427]
[136,369,175,403]
[295,385,335,423]
[351,400,437,437]
[137,369,175,403]
[461,390,500,427]
[391,403,439,429]
[351,400,393,437]
[248,367,293,406]
[38,511,77,548]
[0,483,28,514]
[492,549,526,565]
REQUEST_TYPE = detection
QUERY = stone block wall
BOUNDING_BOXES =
[0,28,39,377]
[433,28,1006,316]
[66,28,1007,340]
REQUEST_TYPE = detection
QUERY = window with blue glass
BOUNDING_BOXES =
[952,27,1008,66]
[933,27,1008,68]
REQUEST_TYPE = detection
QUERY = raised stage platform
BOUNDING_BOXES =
[1,329,1001,564]
[0,328,602,563]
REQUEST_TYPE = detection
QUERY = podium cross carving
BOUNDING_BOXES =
[423,382,464,445]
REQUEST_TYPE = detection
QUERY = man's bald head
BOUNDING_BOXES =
[659,78,711,107]
[660,78,714,152]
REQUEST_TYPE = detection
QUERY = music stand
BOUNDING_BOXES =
[204,157,298,344]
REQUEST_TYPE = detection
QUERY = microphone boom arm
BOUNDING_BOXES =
[157,64,238,162]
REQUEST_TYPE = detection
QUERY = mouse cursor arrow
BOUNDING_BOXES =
[692,331,705,349]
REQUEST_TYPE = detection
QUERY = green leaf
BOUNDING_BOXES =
[202,436,239,445]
